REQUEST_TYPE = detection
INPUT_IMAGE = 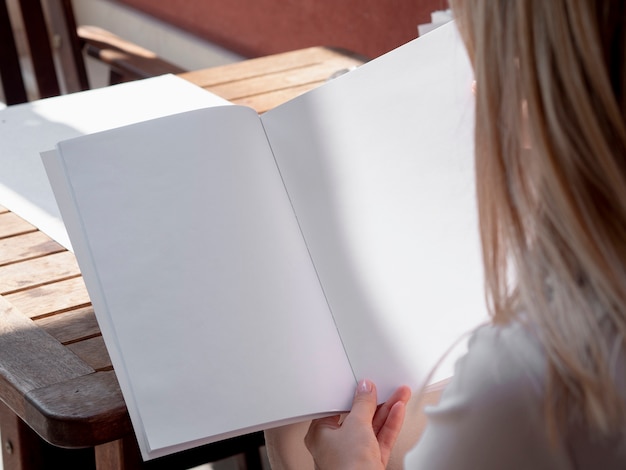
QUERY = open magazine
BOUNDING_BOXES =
[42,21,484,460]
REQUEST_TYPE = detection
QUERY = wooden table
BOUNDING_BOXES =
[0,46,366,470]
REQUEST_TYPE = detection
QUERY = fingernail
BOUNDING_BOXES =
[357,379,373,395]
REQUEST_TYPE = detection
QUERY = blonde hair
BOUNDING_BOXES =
[451,0,626,437]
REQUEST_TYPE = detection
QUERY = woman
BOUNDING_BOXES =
[267,0,626,468]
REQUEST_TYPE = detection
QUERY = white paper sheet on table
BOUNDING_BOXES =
[0,74,229,250]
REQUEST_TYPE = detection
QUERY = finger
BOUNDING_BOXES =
[343,379,378,426]
[304,414,341,452]
[372,385,411,434]
[376,400,407,467]
[308,414,341,433]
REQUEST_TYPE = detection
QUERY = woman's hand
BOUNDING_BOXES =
[305,380,411,470]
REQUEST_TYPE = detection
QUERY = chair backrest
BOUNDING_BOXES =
[0,1,26,104]
[0,0,89,105]
[45,0,91,94]
[0,0,186,106]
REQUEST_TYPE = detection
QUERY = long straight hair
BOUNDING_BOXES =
[451,0,626,437]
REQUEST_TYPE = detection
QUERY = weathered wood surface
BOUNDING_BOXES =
[0,212,36,239]
[0,222,118,447]
[0,297,94,418]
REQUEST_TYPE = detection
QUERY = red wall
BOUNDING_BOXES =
[115,0,449,59]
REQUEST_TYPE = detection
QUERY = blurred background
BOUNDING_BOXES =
[1,0,452,103]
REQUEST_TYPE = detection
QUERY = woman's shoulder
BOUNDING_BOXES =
[406,322,626,469]
[429,322,550,434]
[451,322,547,400]
[405,323,572,469]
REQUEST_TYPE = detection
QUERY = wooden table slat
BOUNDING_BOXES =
[67,336,112,371]
[24,370,130,448]
[235,82,329,114]
[0,211,37,239]
[179,46,363,88]
[0,297,94,417]
[6,276,90,319]
[0,251,81,295]
[207,56,362,103]
[35,305,100,344]
[0,230,65,266]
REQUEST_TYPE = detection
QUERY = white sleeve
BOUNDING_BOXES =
[404,324,571,469]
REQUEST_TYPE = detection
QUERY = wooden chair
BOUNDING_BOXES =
[0,0,185,105]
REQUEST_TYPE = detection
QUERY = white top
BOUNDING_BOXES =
[405,323,626,469]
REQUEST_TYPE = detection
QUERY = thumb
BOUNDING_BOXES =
[344,379,378,426]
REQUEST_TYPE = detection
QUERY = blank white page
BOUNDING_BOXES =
[261,22,484,398]
[43,106,355,459]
